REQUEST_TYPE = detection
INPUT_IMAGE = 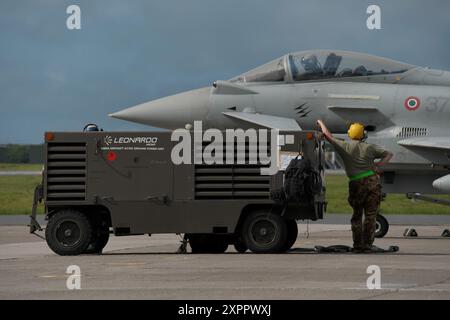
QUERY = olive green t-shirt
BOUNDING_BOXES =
[330,138,386,178]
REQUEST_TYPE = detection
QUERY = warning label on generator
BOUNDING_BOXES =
[100,146,165,151]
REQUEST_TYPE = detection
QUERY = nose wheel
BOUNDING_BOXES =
[375,214,389,238]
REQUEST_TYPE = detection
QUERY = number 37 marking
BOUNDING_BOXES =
[425,97,450,112]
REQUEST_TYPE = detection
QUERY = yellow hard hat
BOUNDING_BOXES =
[347,123,365,140]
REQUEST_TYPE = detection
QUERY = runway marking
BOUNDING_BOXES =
[344,282,450,293]
[38,275,67,279]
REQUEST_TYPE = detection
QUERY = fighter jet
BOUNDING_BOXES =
[110,50,450,200]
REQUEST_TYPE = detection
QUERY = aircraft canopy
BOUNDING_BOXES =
[231,50,414,83]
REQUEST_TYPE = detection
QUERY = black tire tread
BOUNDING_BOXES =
[84,225,110,254]
[189,234,228,253]
[375,214,389,238]
[45,209,92,256]
[280,220,298,252]
[242,210,288,253]
[233,240,248,253]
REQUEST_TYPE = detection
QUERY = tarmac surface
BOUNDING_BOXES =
[0,215,449,299]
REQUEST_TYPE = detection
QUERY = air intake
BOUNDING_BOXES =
[46,142,87,201]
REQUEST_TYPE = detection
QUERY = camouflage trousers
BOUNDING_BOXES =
[348,174,382,249]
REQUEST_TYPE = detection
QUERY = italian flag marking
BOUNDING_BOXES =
[404,96,420,110]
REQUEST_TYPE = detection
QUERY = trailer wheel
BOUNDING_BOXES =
[233,238,247,253]
[242,210,287,253]
[280,220,298,252]
[45,209,92,256]
[84,225,110,254]
[375,214,389,238]
[188,234,228,253]
[209,240,228,253]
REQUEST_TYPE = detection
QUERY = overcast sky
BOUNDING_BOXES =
[1,0,449,144]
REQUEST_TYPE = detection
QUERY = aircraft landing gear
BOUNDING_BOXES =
[374,214,389,238]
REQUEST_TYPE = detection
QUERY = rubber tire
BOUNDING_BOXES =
[209,240,228,253]
[45,209,92,256]
[242,211,288,253]
[375,214,389,238]
[84,225,110,254]
[279,220,298,252]
[189,234,228,253]
[233,238,248,253]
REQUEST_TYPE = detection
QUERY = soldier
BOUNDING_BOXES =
[316,120,393,253]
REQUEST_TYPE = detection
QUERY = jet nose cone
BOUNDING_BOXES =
[110,87,210,129]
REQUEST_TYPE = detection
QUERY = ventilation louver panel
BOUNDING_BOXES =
[194,140,271,200]
[46,142,87,201]
[195,164,271,199]
[397,127,428,139]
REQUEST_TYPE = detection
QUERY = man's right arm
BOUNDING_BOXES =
[316,120,334,143]
[316,119,347,150]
